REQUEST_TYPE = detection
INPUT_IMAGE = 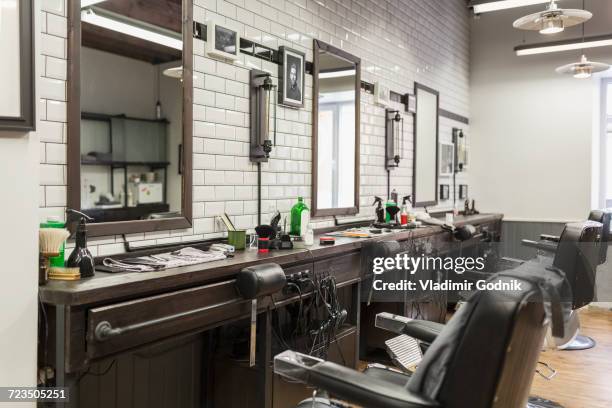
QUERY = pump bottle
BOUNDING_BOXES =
[66,209,95,278]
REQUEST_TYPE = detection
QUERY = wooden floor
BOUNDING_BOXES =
[530,307,612,408]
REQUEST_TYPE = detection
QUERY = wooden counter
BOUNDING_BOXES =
[40,213,502,307]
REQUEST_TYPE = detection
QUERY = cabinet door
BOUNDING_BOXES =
[79,334,204,408]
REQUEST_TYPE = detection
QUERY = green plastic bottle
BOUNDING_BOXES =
[40,216,66,267]
[290,197,310,236]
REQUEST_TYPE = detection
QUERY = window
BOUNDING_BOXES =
[602,79,612,207]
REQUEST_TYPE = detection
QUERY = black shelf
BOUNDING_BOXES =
[81,159,170,169]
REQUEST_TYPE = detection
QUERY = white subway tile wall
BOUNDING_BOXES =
[38,0,470,256]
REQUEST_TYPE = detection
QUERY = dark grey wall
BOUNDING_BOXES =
[500,221,565,260]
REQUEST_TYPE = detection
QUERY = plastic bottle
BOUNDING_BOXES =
[40,216,66,267]
[290,197,310,236]
[400,196,411,226]
[304,227,314,246]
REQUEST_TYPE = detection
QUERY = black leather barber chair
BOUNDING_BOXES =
[522,211,609,350]
[274,262,572,408]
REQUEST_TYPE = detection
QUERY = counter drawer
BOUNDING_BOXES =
[314,252,360,281]
[87,280,249,360]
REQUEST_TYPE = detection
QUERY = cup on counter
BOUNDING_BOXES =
[228,230,246,250]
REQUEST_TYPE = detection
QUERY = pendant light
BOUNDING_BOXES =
[555,3,609,79]
[556,54,609,79]
[513,0,592,35]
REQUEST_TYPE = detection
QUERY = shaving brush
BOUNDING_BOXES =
[39,228,70,285]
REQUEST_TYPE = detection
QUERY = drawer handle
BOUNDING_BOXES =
[93,299,241,342]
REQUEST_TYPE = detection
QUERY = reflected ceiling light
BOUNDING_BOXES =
[513,0,591,34]
[81,8,182,50]
[162,66,199,81]
[515,33,612,55]
[556,54,609,79]
[470,0,554,14]
[81,0,106,7]
[319,69,356,79]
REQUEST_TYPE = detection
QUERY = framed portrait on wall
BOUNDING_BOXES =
[374,82,390,107]
[279,46,305,108]
[459,184,469,199]
[206,21,240,61]
[439,142,454,177]
[0,0,35,131]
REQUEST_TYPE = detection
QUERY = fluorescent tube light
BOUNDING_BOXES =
[515,33,612,56]
[81,8,182,51]
[81,0,106,7]
[471,0,555,14]
[319,69,356,79]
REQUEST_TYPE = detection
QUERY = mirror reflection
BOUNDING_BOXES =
[315,49,358,212]
[79,0,183,223]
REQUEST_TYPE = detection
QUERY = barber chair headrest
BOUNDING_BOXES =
[553,221,602,309]
[235,263,286,300]
[367,240,401,259]
[588,209,611,265]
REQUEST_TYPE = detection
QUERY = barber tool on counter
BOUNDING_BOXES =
[256,211,296,252]
[39,227,70,285]
[416,212,476,242]
[66,209,95,279]
[219,212,246,250]
[461,199,479,216]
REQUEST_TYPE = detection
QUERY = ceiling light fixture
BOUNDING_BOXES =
[555,3,609,80]
[513,0,591,34]
[81,7,182,51]
[470,0,555,14]
[556,54,609,79]
[515,33,612,56]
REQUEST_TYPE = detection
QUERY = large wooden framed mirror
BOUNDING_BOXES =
[67,0,193,236]
[312,40,360,217]
[412,83,439,208]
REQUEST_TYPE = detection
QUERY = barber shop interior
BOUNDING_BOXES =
[3,0,612,407]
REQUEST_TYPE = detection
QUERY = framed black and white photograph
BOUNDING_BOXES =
[206,21,239,61]
[279,46,305,108]
[374,82,390,106]
[405,94,416,114]
[0,0,34,131]
[439,184,450,200]
[459,184,469,200]
[439,141,455,177]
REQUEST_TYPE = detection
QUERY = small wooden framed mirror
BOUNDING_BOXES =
[311,40,361,217]
[67,0,193,236]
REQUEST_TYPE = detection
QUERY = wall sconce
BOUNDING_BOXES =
[452,127,467,172]
[250,69,277,162]
[385,109,404,169]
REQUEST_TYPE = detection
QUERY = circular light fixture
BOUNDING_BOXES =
[513,1,592,35]
[163,66,184,80]
[555,55,610,79]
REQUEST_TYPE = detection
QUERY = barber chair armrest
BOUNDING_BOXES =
[375,312,443,344]
[521,239,558,253]
[540,234,561,243]
[274,350,438,408]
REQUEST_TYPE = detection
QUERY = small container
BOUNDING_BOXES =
[258,237,270,253]
[304,227,314,246]
[446,213,454,224]
[228,230,246,250]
